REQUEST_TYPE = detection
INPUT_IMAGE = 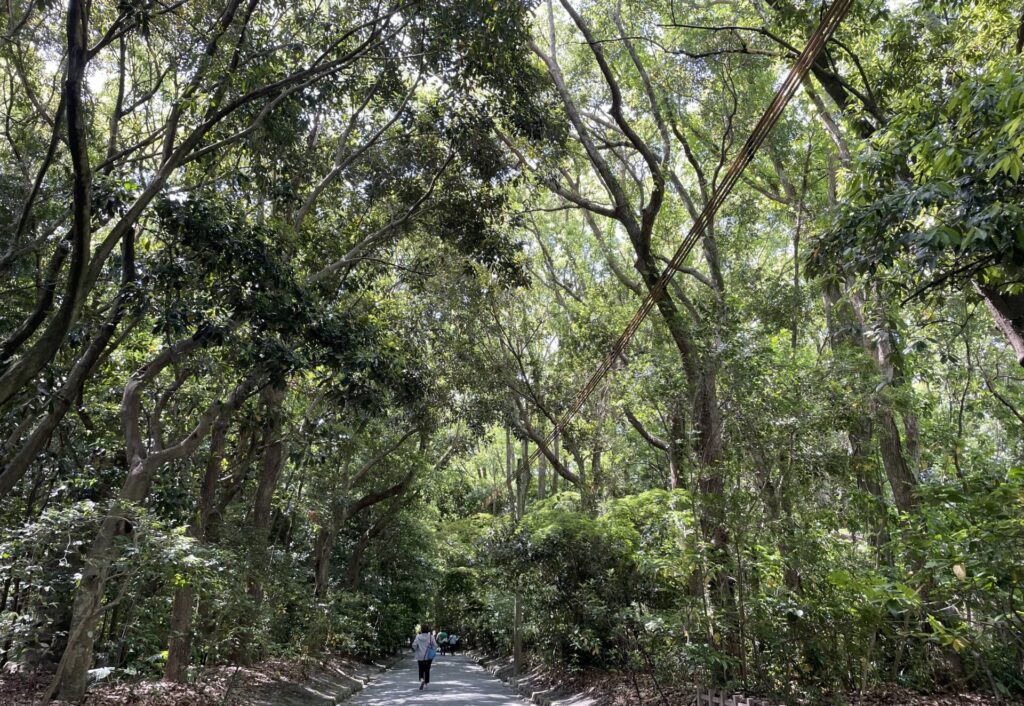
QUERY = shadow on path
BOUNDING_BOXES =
[344,654,530,706]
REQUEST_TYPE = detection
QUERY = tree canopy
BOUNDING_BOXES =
[1,0,1023,703]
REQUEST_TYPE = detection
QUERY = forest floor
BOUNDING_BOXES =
[475,653,1018,706]
[1,653,1017,705]
[476,652,681,705]
[0,652,400,705]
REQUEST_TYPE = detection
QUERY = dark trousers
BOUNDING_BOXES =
[417,659,433,683]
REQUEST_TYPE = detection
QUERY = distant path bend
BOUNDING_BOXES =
[344,653,530,706]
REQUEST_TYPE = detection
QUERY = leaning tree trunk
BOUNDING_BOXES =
[0,230,135,498]
[53,341,252,701]
[876,406,918,515]
[58,446,225,700]
[977,283,1024,366]
[344,498,404,590]
[60,425,212,697]
[59,503,128,701]
[0,0,92,412]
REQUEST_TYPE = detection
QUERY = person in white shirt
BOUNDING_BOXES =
[412,623,439,690]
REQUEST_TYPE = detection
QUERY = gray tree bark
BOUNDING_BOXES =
[978,283,1024,366]
[55,339,256,701]
[164,411,233,682]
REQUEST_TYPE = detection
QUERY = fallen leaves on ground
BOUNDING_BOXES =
[0,654,376,706]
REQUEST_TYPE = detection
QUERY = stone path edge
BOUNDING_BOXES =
[473,653,602,706]
[246,652,405,706]
[333,653,405,703]
[330,654,405,704]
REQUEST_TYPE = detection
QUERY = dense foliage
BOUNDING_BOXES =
[1,0,1023,703]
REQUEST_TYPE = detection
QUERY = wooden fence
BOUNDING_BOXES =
[695,687,775,706]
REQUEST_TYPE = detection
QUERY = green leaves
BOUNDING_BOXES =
[987,150,1023,181]
[814,55,1024,297]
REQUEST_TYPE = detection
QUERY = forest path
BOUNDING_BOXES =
[343,654,531,706]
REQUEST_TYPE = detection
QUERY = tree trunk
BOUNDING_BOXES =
[314,463,419,598]
[0,0,93,412]
[537,448,547,500]
[754,450,802,595]
[252,385,287,538]
[635,252,727,559]
[850,418,892,558]
[577,453,588,509]
[513,430,526,677]
[313,521,336,599]
[518,432,529,518]
[344,498,405,590]
[823,282,893,553]
[877,407,918,515]
[0,230,135,498]
[344,534,369,590]
[165,412,232,682]
[693,365,728,614]
[977,283,1024,366]
[55,351,252,700]
[60,441,175,700]
[164,585,195,682]
[505,426,515,513]
[247,384,287,613]
[850,286,920,515]
[513,589,524,675]
[668,408,685,490]
[551,436,559,494]
[903,411,921,473]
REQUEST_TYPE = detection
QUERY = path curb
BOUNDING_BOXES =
[474,654,601,706]
[251,653,404,706]
[328,654,404,704]
[344,653,405,702]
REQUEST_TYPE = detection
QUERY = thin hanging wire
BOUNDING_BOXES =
[530,0,856,465]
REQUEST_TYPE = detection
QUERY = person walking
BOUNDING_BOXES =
[412,623,439,690]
